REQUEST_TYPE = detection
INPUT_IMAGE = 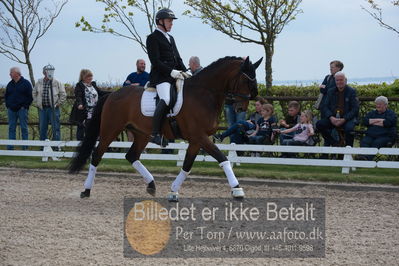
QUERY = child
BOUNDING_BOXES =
[247,103,277,145]
[278,110,314,146]
[279,101,301,144]
[214,96,266,143]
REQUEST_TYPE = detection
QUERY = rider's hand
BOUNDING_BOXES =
[182,71,192,79]
[170,69,184,80]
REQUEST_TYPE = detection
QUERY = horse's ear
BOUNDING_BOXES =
[242,56,250,70]
[253,57,263,70]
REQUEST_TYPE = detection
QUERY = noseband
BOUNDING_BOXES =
[226,71,257,103]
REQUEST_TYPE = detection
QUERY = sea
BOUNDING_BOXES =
[270,76,398,86]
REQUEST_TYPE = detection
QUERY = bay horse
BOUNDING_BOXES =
[69,56,263,201]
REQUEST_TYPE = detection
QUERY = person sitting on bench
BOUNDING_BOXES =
[316,71,359,147]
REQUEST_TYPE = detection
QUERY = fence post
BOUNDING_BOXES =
[341,146,352,174]
[42,139,51,162]
[42,139,60,162]
[228,143,239,167]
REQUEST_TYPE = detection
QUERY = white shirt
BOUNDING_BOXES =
[156,27,171,42]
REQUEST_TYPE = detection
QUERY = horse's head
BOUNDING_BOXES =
[228,56,263,112]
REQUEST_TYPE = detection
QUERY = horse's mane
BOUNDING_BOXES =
[190,56,243,81]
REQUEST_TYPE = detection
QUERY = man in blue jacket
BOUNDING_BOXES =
[360,96,397,160]
[5,67,33,150]
[316,71,359,147]
[122,59,149,87]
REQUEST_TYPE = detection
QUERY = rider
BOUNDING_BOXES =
[146,8,187,147]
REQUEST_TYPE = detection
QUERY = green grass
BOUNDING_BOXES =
[0,156,398,186]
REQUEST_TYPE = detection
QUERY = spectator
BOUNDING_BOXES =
[123,59,149,142]
[224,98,247,143]
[247,103,277,145]
[69,69,107,140]
[277,110,315,146]
[316,71,359,147]
[123,59,149,87]
[188,56,203,76]
[314,60,344,115]
[5,67,33,150]
[278,101,301,144]
[33,64,66,141]
[214,96,266,144]
[359,96,397,160]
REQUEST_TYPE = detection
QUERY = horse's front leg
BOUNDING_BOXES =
[198,136,245,199]
[168,143,200,202]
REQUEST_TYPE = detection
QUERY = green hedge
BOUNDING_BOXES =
[1,80,398,140]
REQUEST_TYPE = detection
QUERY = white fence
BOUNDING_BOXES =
[0,139,398,174]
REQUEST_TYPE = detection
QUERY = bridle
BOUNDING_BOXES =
[226,71,257,103]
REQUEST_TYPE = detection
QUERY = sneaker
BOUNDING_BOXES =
[213,134,223,142]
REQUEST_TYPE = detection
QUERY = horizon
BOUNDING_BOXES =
[1,75,397,88]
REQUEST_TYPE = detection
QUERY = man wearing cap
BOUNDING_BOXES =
[33,65,66,141]
[146,8,187,147]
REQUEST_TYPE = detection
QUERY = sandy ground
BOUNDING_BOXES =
[0,167,398,266]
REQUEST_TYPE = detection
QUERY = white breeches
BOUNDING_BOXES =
[156,82,171,106]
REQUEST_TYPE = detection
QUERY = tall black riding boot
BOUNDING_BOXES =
[151,99,169,147]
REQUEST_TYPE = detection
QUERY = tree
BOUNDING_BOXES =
[75,0,172,54]
[362,0,399,36]
[0,0,68,86]
[184,0,302,91]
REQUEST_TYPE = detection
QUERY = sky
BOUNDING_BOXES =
[0,0,398,86]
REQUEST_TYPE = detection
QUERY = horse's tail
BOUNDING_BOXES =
[68,93,111,174]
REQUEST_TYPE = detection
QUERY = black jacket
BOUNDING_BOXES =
[69,81,106,124]
[363,109,397,138]
[322,85,359,121]
[146,30,186,86]
[5,76,33,111]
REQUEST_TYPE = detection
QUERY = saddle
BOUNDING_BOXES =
[140,79,184,117]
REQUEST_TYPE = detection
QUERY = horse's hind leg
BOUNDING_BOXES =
[81,127,123,198]
[125,133,156,196]
[167,143,201,202]
[197,136,244,199]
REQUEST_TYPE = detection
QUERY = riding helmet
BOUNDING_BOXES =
[155,8,177,24]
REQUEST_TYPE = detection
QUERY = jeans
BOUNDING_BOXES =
[279,128,295,144]
[224,104,246,143]
[39,107,61,141]
[316,118,356,147]
[360,135,394,160]
[7,107,29,150]
[221,121,255,140]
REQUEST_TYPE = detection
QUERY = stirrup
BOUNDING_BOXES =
[151,134,169,147]
[167,191,179,202]
[231,187,245,199]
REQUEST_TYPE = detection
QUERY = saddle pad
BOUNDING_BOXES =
[141,82,184,117]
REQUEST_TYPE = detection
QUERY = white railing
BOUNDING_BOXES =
[0,139,398,174]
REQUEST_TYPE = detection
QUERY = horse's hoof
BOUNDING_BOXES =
[80,189,90,198]
[146,181,156,196]
[167,192,179,202]
[231,187,245,199]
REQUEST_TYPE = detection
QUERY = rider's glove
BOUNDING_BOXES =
[182,71,192,79]
[170,69,184,80]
